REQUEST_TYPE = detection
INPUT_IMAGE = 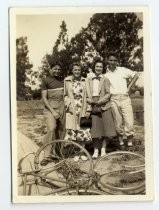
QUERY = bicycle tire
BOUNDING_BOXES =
[34,140,94,190]
[94,151,145,195]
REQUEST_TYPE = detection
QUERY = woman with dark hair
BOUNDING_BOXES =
[64,63,91,162]
[86,60,116,158]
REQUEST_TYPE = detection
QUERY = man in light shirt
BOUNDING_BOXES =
[105,52,139,147]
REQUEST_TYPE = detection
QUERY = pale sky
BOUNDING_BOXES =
[16,13,143,71]
[16,14,93,71]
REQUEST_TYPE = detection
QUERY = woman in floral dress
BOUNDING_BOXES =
[64,63,91,161]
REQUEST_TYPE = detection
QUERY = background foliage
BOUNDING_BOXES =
[16,13,143,100]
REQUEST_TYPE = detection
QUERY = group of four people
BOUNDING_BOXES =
[41,52,139,166]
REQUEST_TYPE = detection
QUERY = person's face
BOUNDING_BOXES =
[72,65,81,78]
[49,65,62,77]
[94,62,103,76]
[107,56,118,70]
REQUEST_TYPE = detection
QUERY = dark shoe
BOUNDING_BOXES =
[120,145,126,151]
[126,146,135,152]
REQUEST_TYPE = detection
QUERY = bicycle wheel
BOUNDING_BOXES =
[34,140,93,191]
[94,151,145,195]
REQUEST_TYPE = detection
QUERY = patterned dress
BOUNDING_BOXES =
[64,80,91,142]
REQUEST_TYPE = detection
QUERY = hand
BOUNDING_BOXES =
[127,86,133,94]
[52,110,60,119]
[85,112,91,119]
[68,104,74,114]
[95,101,102,106]
[87,98,95,105]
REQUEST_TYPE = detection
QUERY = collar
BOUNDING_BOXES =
[65,75,85,82]
[49,75,63,81]
[107,67,118,73]
[92,73,103,80]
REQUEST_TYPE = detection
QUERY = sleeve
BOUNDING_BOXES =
[123,67,136,79]
[98,77,111,105]
[64,80,71,110]
[85,84,92,112]
[41,78,48,90]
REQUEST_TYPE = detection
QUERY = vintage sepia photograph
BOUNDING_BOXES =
[10,7,153,203]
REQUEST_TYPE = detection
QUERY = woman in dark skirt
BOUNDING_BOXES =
[86,60,116,158]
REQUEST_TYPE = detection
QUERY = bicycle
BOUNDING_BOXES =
[18,140,145,196]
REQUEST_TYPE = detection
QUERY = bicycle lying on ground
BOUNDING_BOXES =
[18,140,145,195]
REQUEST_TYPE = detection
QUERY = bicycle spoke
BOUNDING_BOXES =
[33,140,93,193]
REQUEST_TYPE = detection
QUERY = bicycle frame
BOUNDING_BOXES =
[18,141,145,196]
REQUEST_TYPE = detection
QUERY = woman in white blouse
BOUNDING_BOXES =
[86,60,116,158]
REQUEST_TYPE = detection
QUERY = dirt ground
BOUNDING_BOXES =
[17,114,145,155]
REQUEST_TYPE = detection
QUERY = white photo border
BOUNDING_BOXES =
[10,6,154,203]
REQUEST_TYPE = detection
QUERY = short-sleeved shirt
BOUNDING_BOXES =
[41,76,64,90]
[105,67,135,94]
[41,76,64,109]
